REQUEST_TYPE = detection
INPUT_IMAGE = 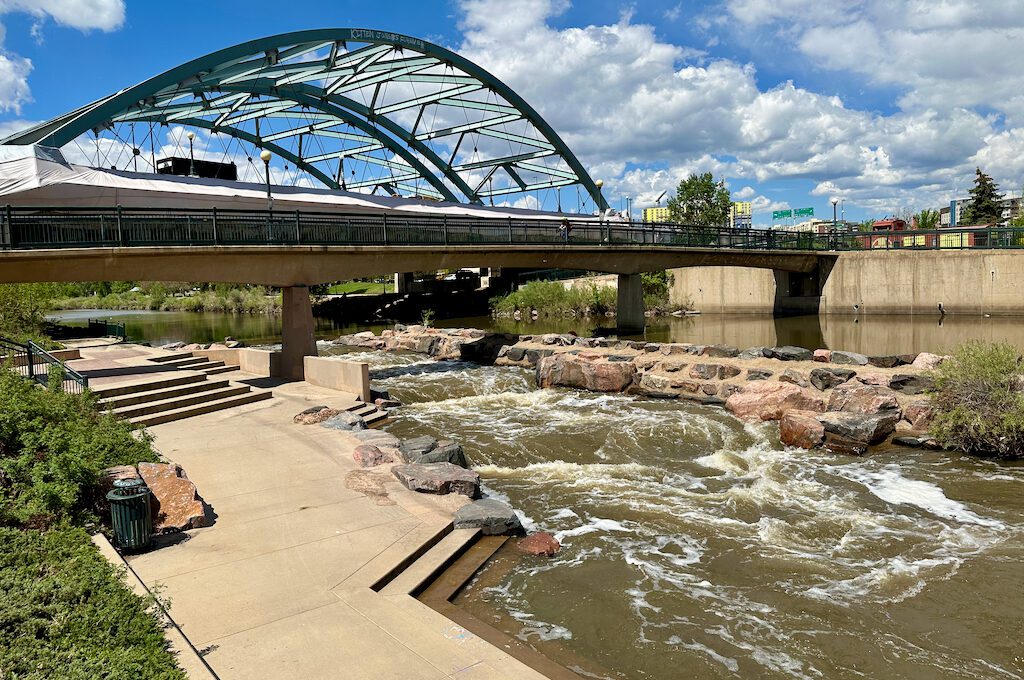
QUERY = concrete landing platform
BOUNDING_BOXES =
[124,380,547,680]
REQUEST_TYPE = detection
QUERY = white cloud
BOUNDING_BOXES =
[0,0,125,32]
[454,0,1024,214]
[0,51,30,113]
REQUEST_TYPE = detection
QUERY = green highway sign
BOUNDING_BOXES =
[794,207,814,217]
[772,209,792,220]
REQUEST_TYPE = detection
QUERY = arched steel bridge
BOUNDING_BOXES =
[1,29,607,212]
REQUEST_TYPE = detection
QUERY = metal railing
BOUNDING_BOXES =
[0,205,1020,253]
[0,337,89,394]
[88,318,127,339]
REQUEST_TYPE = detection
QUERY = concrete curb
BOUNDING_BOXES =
[90,533,219,680]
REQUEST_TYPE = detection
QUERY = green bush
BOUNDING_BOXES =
[491,280,615,317]
[931,341,1024,459]
[0,369,159,528]
[0,527,186,679]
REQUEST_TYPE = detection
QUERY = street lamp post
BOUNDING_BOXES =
[186,131,196,177]
[832,198,839,229]
[260,149,273,241]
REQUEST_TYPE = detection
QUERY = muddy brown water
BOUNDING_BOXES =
[325,346,1024,680]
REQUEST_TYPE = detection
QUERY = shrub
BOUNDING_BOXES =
[0,527,186,679]
[0,369,159,528]
[931,341,1024,459]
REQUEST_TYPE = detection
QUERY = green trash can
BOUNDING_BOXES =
[107,478,152,551]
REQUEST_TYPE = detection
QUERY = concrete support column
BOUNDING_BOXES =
[281,285,317,381]
[616,273,645,335]
[394,272,414,294]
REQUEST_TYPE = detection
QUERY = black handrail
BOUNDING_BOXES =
[0,205,1020,253]
[0,336,89,394]
[88,318,127,340]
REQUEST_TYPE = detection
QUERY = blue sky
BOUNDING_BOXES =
[1,0,1022,225]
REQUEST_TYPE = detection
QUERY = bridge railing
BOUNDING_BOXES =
[2,205,1021,252]
[0,336,89,394]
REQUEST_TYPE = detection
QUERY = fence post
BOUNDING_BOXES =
[116,204,124,246]
[443,215,448,245]
[508,217,513,244]
[212,207,218,244]
[26,345,33,382]
[295,210,301,244]
[382,213,388,244]
[2,204,10,249]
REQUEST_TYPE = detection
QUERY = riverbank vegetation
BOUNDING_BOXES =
[931,341,1024,459]
[0,283,59,344]
[0,368,185,677]
[54,282,281,315]
[490,271,681,318]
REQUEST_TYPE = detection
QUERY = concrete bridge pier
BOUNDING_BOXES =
[281,286,318,381]
[394,272,414,294]
[616,273,645,335]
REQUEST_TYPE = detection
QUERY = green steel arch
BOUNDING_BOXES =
[3,29,608,210]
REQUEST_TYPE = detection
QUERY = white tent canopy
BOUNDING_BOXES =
[0,146,603,221]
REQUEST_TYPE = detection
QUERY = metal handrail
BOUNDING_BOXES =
[0,205,1020,253]
[88,318,127,339]
[0,336,89,394]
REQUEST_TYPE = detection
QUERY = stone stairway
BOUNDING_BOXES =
[94,363,272,428]
[147,351,241,375]
[344,400,390,428]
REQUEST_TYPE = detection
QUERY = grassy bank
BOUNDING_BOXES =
[55,286,281,315]
[0,368,185,677]
[327,280,395,295]
[490,273,681,318]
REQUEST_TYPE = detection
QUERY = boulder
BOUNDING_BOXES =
[765,346,813,362]
[137,462,207,533]
[817,411,900,446]
[810,367,857,391]
[718,365,742,379]
[453,498,523,535]
[392,463,480,497]
[868,355,906,368]
[738,347,769,360]
[353,445,396,467]
[813,349,831,363]
[912,352,946,370]
[321,411,367,431]
[889,374,935,395]
[414,441,469,468]
[857,373,891,387]
[904,400,935,430]
[701,344,740,358]
[779,410,825,449]
[536,354,636,393]
[779,369,809,388]
[517,532,561,557]
[293,405,341,424]
[689,363,720,380]
[718,383,742,398]
[746,369,773,381]
[375,398,403,409]
[670,379,701,394]
[505,346,527,362]
[350,429,403,450]
[399,435,438,460]
[827,383,900,414]
[823,432,870,456]
[700,382,720,395]
[160,342,185,351]
[830,351,869,366]
[725,381,826,421]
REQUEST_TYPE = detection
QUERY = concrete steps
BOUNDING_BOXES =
[113,384,254,420]
[129,389,273,427]
[379,528,481,597]
[345,401,389,428]
[99,379,231,410]
[91,373,208,399]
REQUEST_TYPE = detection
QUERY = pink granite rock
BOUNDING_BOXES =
[517,532,561,557]
[137,462,207,533]
[725,381,826,421]
[813,349,831,363]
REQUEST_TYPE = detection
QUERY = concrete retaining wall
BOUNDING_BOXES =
[191,348,281,377]
[303,356,371,401]
[670,250,1024,316]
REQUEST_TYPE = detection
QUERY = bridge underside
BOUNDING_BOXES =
[0,245,826,287]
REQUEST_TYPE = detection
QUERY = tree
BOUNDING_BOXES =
[961,167,1003,225]
[915,208,939,230]
[0,283,57,341]
[666,172,731,226]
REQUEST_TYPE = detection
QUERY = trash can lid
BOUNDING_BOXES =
[113,477,145,489]
[106,485,150,501]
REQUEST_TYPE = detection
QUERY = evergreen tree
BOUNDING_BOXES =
[962,168,1003,225]
[666,172,732,226]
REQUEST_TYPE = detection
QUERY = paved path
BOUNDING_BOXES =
[125,380,547,680]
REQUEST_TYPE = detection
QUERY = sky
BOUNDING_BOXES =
[1,0,1022,225]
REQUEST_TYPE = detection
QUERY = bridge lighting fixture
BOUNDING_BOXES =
[186,130,196,177]
[831,197,839,228]
[260,149,274,212]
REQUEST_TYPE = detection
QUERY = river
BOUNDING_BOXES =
[54,308,1024,679]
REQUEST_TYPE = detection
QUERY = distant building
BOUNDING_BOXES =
[730,201,752,229]
[780,218,833,234]
[642,206,671,223]
[940,196,1021,227]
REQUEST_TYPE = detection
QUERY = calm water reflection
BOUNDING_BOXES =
[51,308,1024,355]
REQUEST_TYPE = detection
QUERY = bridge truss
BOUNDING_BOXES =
[1,29,608,213]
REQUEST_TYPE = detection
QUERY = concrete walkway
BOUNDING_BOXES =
[125,380,547,680]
